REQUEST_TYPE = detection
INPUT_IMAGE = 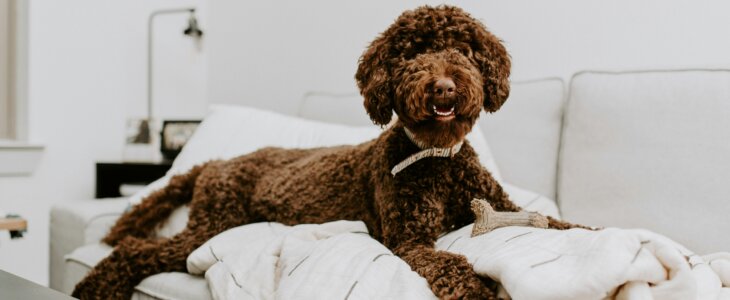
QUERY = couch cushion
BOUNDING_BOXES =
[63,243,114,294]
[65,243,211,299]
[134,272,212,300]
[559,70,730,253]
[298,92,372,126]
[479,78,566,199]
[50,198,127,291]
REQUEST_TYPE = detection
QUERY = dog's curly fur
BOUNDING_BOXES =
[73,5,581,299]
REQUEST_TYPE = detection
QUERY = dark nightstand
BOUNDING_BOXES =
[95,161,173,198]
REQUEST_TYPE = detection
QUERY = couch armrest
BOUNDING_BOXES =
[49,198,127,291]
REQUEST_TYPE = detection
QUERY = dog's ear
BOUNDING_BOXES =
[474,30,511,113]
[355,37,393,126]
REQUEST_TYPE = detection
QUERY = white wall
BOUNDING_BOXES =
[0,0,207,285]
[0,0,9,137]
[207,0,730,115]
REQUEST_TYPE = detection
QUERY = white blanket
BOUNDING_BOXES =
[187,220,730,300]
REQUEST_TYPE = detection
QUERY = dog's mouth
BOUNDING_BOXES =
[433,104,456,121]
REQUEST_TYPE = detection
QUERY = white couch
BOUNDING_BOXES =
[49,69,730,298]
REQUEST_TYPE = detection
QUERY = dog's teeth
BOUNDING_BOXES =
[433,106,455,116]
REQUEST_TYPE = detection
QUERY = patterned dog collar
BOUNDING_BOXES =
[391,128,464,176]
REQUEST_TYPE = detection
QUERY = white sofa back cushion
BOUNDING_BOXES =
[169,105,381,175]
[297,92,373,127]
[559,70,730,253]
[479,78,566,199]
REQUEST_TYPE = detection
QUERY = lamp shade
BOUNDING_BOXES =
[184,14,203,37]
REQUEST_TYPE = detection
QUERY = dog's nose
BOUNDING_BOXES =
[433,78,456,98]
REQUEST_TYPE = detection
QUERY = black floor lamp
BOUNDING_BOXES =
[130,7,203,161]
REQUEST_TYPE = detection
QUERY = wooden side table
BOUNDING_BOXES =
[0,217,27,239]
[95,161,173,198]
[0,218,26,231]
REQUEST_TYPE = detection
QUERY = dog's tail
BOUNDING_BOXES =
[102,162,208,246]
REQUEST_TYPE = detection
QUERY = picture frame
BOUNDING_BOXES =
[125,118,152,144]
[160,120,201,160]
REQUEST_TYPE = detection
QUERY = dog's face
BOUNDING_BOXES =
[356,5,511,147]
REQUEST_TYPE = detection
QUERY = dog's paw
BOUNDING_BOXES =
[451,285,497,300]
[435,274,498,300]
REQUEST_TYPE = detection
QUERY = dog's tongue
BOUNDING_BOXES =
[435,105,453,114]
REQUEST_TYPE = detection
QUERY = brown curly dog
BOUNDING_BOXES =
[73,5,582,299]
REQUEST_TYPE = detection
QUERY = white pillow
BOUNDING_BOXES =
[129,104,502,206]
[468,123,502,182]
[130,105,378,205]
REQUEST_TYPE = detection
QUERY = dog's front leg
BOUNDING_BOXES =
[73,237,160,300]
[391,242,497,300]
[379,193,498,299]
[545,215,594,230]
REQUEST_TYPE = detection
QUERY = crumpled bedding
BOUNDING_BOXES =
[186,220,730,300]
